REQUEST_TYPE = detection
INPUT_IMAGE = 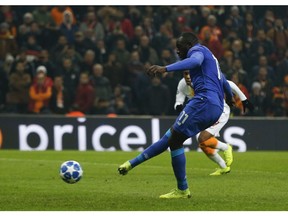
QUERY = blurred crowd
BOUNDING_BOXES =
[0,6,288,117]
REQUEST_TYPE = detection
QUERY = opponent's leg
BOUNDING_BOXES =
[198,131,233,167]
[200,145,230,176]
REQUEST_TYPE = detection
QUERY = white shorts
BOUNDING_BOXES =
[196,103,230,138]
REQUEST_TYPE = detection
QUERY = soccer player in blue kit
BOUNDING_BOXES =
[118,32,234,199]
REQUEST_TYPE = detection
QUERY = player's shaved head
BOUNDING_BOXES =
[176,32,199,60]
[180,32,199,47]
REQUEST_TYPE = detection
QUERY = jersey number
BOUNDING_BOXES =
[177,110,189,126]
[212,54,221,80]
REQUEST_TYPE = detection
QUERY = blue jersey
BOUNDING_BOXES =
[166,43,232,111]
[166,43,233,137]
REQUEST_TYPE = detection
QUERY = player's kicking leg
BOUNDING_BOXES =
[118,161,132,175]
[118,129,171,175]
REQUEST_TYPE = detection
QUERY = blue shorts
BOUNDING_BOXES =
[173,96,223,138]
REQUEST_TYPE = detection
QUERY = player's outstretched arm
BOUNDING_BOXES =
[227,80,254,112]
[166,51,204,72]
[222,74,234,107]
[147,51,204,78]
[146,65,166,77]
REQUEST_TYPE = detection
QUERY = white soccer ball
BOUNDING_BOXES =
[59,160,83,184]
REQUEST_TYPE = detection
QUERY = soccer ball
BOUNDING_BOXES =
[59,160,83,184]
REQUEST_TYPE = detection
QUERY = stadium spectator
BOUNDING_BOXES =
[248,81,268,116]
[270,86,286,116]
[58,45,82,70]
[115,10,134,40]
[143,76,170,115]
[96,39,108,63]
[49,34,68,64]
[22,22,42,50]
[104,18,129,53]
[126,50,150,112]
[0,6,17,30]
[250,29,274,58]
[79,49,96,75]
[50,6,76,27]
[58,57,80,101]
[31,6,57,49]
[167,38,180,62]
[79,11,105,43]
[97,6,117,35]
[231,58,248,87]
[0,54,14,75]
[18,12,34,45]
[73,72,94,114]
[113,38,131,66]
[111,84,131,115]
[73,31,101,63]
[198,6,211,29]
[103,52,124,89]
[151,24,172,57]
[141,17,155,40]
[22,34,42,60]
[173,16,192,38]
[219,50,234,76]
[32,6,56,30]
[275,49,288,86]
[90,64,113,115]
[11,48,35,78]
[267,18,288,52]
[159,48,175,66]
[28,68,52,114]
[138,35,159,65]
[228,6,244,32]
[199,14,223,42]
[129,25,144,51]
[0,22,18,61]
[34,50,56,79]
[258,9,275,33]
[127,6,142,27]
[253,67,273,114]
[238,11,258,52]
[32,65,53,87]
[59,10,78,44]
[230,39,250,71]
[6,61,31,113]
[252,55,275,82]
[172,6,194,29]
[199,25,224,59]
[49,75,71,114]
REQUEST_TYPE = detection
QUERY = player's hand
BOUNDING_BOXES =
[242,99,254,113]
[175,104,183,113]
[146,65,166,78]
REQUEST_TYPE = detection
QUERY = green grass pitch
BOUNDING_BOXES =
[0,150,288,211]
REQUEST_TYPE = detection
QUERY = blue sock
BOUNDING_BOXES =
[129,129,171,168]
[171,147,188,190]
